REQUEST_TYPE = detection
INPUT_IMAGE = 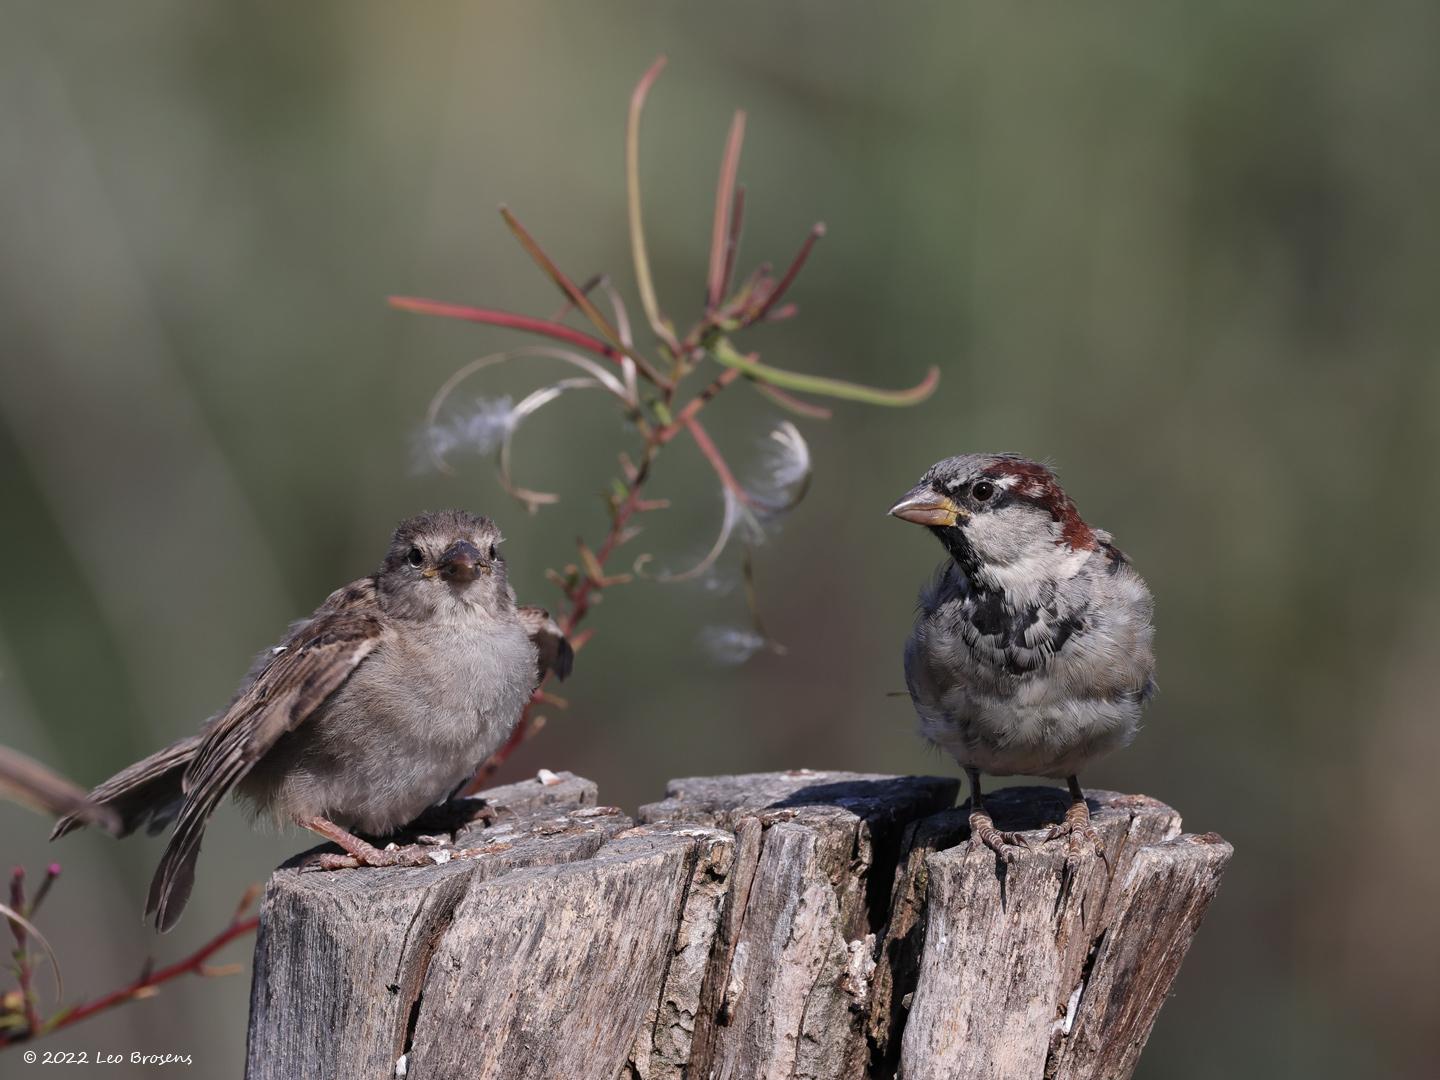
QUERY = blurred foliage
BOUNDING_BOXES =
[1,2,1436,1077]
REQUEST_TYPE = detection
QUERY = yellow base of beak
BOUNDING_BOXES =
[889,484,963,527]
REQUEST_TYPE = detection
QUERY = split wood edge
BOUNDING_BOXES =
[245,771,1231,1080]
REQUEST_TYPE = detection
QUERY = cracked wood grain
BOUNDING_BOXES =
[891,787,1229,1080]
[638,769,959,1080]
[244,772,1228,1080]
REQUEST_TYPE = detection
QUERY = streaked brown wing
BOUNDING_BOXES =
[147,578,388,930]
[517,604,574,684]
[51,734,201,840]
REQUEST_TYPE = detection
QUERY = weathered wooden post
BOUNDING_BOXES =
[245,770,1229,1079]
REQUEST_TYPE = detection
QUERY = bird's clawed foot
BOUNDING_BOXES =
[311,840,445,871]
[299,815,478,872]
[968,809,1030,861]
[309,838,514,871]
[1044,800,1106,865]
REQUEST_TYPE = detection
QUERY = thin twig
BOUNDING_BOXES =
[390,298,626,366]
[684,416,757,507]
[752,381,833,419]
[427,60,939,787]
[626,56,680,357]
[0,895,260,1047]
[499,207,667,387]
[707,111,747,310]
[546,272,605,325]
[710,336,941,406]
[656,367,741,445]
[721,186,746,309]
[745,222,826,324]
[463,451,656,787]
[7,869,41,1040]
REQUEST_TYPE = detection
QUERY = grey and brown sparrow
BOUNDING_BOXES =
[890,454,1155,858]
[54,510,572,930]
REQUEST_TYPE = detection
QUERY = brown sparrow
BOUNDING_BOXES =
[890,455,1155,858]
[54,510,572,930]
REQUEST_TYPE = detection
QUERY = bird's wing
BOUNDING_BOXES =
[146,578,388,930]
[516,604,574,684]
[51,734,201,840]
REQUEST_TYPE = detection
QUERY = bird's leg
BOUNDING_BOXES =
[1043,776,1105,860]
[298,815,509,871]
[298,815,437,870]
[965,768,1029,858]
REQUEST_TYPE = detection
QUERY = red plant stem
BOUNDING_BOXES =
[29,866,60,917]
[753,381,833,419]
[466,344,753,788]
[457,327,773,784]
[463,449,659,790]
[656,368,741,444]
[746,222,826,324]
[707,112,747,310]
[444,102,830,785]
[683,415,756,506]
[545,272,605,324]
[499,209,668,387]
[7,868,41,1040]
[388,297,627,368]
[15,943,40,1039]
[720,186,746,308]
[564,460,656,636]
[0,915,260,1046]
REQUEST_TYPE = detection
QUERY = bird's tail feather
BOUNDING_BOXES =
[145,796,210,932]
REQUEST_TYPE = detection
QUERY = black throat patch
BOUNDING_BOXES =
[943,568,1087,677]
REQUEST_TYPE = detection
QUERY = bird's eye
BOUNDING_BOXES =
[488,544,498,561]
[406,547,424,567]
[971,481,995,502]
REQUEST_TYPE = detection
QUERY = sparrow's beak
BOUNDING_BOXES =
[438,540,486,583]
[889,484,964,527]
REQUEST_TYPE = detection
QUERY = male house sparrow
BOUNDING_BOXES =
[54,510,572,930]
[890,455,1155,857]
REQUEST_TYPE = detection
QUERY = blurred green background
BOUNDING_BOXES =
[2,2,1436,1077]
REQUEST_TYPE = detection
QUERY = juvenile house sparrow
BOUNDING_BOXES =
[54,510,572,930]
[890,455,1155,858]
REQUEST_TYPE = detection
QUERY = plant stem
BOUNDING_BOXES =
[7,869,41,1042]
[466,442,660,787]
[626,56,679,357]
[388,298,627,368]
[707,111,747,310]
[709,336,941,406]
[0,913,258,1047]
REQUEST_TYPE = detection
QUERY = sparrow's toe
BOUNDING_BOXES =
[968,810,1030,860]
[1044,800,1107,866]
[1047,821,1104,860]
[311,852,362,871]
